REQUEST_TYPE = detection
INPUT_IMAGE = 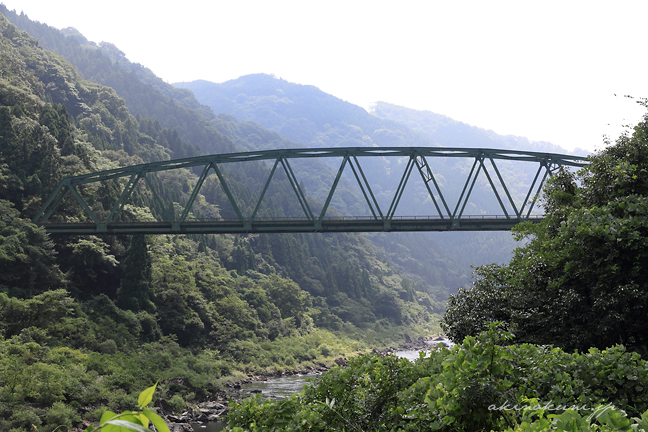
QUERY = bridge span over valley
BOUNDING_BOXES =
[33,147,589,235]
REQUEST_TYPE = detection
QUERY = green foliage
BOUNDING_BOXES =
[0,289,92,346]
[45,401,80,432]
[443,106,648,355]
[83,383,170,432]
[0,200,63,297]
[63,237,119,299]
[227,325,648,432]
[260,275,311,322]
[503,399,648,431]
[117,235,154,313]
[166,394,186,416]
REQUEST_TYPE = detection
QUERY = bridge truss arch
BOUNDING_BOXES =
[33,147,589,235]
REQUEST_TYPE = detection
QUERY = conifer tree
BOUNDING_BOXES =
[117,235,154,312]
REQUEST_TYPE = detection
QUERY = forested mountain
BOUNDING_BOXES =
[0,5,229,157]
[176,75,428,150]
[178,74,576,288]
[0,9,444,430]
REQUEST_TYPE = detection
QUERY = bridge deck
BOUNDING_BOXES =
[41,215,543,235]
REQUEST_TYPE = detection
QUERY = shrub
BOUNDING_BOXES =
[99,339,118,354]
[44,401,79,432]
[9,408,41,431]
[168,394,186,415]
[319,344,332,357]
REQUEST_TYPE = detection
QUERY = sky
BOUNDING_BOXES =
[3,1,648,154]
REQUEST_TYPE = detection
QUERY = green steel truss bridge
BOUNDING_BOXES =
[33,147,589,235]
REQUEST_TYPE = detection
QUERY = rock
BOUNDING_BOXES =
[200,401,225,410]
[166,415,182,423]
[171,423,193,432]
[157,398,175,415]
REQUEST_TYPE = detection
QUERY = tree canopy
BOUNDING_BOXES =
[442,102,648,355]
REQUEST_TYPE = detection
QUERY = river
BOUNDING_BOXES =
[191,338,453,431]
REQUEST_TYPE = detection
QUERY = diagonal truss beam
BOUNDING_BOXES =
[280,157,315,220]
[348,155,383,220]
[318,153,349,224]
[414,154,449,219]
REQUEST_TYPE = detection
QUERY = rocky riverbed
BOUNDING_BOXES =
[76,336,450,432]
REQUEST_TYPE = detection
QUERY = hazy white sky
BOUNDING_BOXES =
[3,0,647,153]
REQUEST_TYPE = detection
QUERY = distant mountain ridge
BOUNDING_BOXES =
[176,74,430,150]
[176,73,587,156]
[370,101,589,156]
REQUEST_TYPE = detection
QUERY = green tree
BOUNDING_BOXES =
[442,104,648,355]
[117,235,154,313]
[150,256,206,346]
[260,275,311,325]
[0,200,63,297]
[62,237,119,299]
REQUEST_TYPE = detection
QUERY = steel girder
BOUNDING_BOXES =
[33,147,589,235]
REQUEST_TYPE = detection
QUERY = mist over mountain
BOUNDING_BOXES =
[176,74,431,150]
[176,73,587,156]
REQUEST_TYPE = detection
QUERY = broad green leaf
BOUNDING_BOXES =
[100,410,119,425]
[136,413,149,428]
[106,420,151,432]
[143,407,171,432]
[116,411,143,425]
[138,382,157,408]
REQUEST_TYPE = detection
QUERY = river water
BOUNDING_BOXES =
[191,339,453,431]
